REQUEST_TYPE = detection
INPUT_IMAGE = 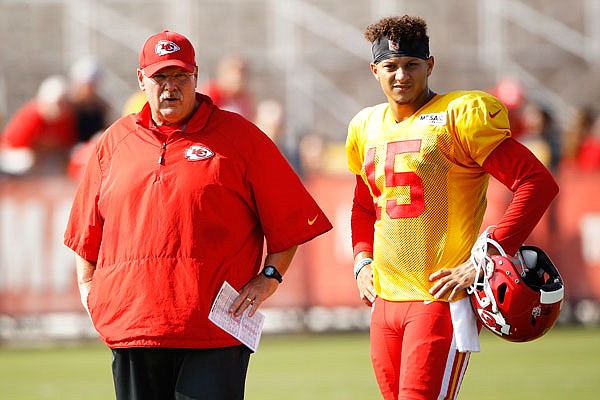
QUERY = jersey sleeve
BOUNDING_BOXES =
[246,127,332,253]
[345,108,370,175]
[450,91,511,166]
[63,142,104,262]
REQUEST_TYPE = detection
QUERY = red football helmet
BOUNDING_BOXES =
[468,227,564,342]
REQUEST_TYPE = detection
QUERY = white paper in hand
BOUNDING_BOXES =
[208,281,265,352]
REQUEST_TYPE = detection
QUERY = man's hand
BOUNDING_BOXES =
[75,255,96,315]
[78,280,92,313]
[428,259,477,301]
[356,263,376,307]
[230,246,297,318]
[230,274,279,318]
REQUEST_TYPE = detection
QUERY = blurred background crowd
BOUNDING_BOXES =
[1,0,599,180]
[0,0,599,339]
[0,0,598,181]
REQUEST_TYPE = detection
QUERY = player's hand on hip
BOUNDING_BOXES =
[428,259,476,301]
[229,274,279,318]
[357,264,376,307]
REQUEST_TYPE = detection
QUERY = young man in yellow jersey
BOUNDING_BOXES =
[346,16,558,400]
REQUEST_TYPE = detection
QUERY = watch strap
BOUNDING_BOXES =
[354,258,373,280]
[262,265,283,283]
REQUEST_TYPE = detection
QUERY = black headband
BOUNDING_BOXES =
[371,37,430,64]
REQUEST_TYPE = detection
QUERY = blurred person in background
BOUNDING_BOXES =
[64,29,332,400]
[69,56,112,143]
[488,76,527,140]
[574,111,600,170]
[254,98,284,146]
[518,101,562,173]
[518,101,562,237]
[66,131,101,181]
[346,15,558,400]
[0,75,77,176]
[199,54,255,120]
[298,132,326,176]
[562,106,600,171]
[561,106,594,163]
[254,98,302,174]
[65,57,112,181]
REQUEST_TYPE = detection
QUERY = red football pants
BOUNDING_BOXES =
[370,298,471,400]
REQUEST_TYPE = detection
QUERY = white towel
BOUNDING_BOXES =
[449,297,480,353]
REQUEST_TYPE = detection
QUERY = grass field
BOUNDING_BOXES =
[0,326,598,399]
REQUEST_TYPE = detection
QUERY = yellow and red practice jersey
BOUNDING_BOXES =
[346,90,510,302]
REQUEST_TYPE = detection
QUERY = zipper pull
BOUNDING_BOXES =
[158,142,167,165]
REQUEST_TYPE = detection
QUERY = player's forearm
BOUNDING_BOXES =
[351,175,376,256]
[492,174,558,255]
[263,245,298,277]
[354,251,373,263]
[483,138,559,254]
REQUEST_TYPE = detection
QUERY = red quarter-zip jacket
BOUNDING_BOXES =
[64,94,332,348]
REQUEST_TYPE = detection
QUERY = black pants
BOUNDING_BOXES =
[111,346,251,400]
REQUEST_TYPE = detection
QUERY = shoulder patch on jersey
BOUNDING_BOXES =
[185,145,214,161]
[418,112,447,126]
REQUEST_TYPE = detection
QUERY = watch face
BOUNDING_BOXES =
[264,266,276,275]
[263,266,282,282]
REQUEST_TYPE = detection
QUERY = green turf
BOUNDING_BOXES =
[0,342,114,399]
[0,326,598,399]
[246,332,378,400]
[461,326,600,399]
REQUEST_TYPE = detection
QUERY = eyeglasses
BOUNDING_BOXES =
[143,71,195,85]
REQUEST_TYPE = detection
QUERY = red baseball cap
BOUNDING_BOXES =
[139,30,197,76]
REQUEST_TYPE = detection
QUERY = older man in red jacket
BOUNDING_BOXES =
[64,30,332,400]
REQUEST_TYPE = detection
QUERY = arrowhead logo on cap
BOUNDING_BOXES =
[155,40,181,56]
[140,30,197,76]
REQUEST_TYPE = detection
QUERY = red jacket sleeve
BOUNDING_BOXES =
[482,138,559,255]
[351,175,376,257]
[64,142,104,262]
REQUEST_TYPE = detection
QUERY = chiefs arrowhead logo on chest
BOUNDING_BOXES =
[185,145,214,161]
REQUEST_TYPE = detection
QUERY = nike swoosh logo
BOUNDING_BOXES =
[307,215,318,225]
[489,109,501,119]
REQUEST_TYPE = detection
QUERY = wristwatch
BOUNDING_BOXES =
[262,265,283,283]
